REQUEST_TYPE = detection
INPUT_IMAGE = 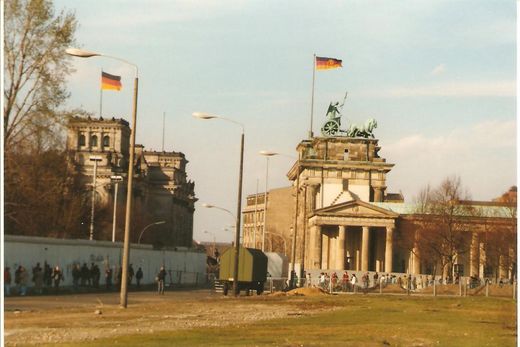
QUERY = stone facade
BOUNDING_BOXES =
[66,116,196,247]
[242,187,294,254]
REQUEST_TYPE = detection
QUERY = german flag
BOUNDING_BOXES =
[101,71,122,91]
[316,56,342,70]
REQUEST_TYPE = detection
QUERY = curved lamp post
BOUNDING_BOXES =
[258,151,279,252]
[137,221,166,244]
[194,112,244,297]
[66,47,138,308]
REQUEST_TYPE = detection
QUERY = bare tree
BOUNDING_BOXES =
[4,0,77,149]
[408,176,473,278]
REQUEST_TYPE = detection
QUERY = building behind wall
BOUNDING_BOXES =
[67,116,196,247]
[243,187,294,255]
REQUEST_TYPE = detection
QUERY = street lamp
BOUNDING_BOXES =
[89,156,102,240]
[66,47,139,308]
[137,221,166,244]
[259,151,279,252]
[110,175,124,242]
[194,110,244,296]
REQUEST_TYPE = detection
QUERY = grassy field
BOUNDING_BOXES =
[52,295,516,347]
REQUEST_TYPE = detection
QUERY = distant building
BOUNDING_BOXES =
[66,116,196,247]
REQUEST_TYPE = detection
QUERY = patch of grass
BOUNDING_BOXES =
[46,296,517,347]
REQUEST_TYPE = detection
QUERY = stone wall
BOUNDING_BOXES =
[4,235,206,286]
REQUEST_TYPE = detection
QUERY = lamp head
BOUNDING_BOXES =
[201,203,214,208]
[192,112,217,120]
[259,150,279,157]
[65,48,100,58]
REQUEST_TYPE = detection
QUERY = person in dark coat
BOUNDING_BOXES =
[136,267,143,288]
[156,266,166,295]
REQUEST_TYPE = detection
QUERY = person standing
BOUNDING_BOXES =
[350,274,358,293]
[19,266,29,296]
[4,267,12,296]
[43,262,52,288]
[14,266,22,293]
[80,263,89,287]
[128,264,135,286]
[33,265,44,294]
[92,264,100,288]
[136,267,143,288]
[156,266,166,295]
[342,271,349,292]
[105,266,113,290]
[116,266,122,290]
[52,266,63,292]
[72,264,81,290]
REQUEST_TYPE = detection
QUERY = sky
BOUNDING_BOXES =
[56,0,517,244]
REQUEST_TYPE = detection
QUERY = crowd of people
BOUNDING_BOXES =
[4,262,147,296]
[305,271,484,292]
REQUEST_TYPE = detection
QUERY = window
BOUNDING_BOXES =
[78,134,86,146]
[103,135,110,147]
[91,135,98,147]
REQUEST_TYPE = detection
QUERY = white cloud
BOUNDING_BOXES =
[361,80,515,98]
[430,64,446,76]
[383,119,516,201]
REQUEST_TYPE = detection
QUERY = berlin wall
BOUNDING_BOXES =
[4,235,207,286]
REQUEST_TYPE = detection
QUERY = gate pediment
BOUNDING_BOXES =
[315,199,399,218]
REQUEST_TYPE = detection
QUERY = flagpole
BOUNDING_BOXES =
[162,111,165,151]
[309,54,316,139]
[100,69,103,118]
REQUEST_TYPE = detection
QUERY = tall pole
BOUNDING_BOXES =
[233,131,245,296]
[112,182,118,242]
[254,179,259,248]
[162,111,165,152]
[120,75,139,308]
[262,157,269,252]
[309,53,316,139]
[89,159,99,241]
[302,184,308,272]
[290,163,300,283]
[99,69,103,118]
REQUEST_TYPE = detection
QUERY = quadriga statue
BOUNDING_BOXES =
[346,118,378,138]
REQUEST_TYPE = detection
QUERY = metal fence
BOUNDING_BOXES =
[260,275,517,299]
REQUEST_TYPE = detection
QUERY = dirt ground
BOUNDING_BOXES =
[3,289,336,346]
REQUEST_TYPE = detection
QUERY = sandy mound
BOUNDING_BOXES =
[286,287,329,296]
[380,284,407,294]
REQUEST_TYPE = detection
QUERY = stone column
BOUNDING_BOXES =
[469,232,479,277]
[336,226,346,270]
[385,226,393,273]
[321,232,329,269]
[479,241,486,278]
[309,225,322,269]
[499,255,508,280]
[412,231,420,275]
[361,226,370,271]
[374,187,383,202]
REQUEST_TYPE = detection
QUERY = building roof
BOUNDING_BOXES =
[369,202,515,219]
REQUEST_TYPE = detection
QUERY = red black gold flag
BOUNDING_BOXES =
[101,71,122,91]
[315,56,342,70]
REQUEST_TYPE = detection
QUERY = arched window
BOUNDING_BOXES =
[91,135,98,147]
[103,135,110,147]
[78,134,86,146]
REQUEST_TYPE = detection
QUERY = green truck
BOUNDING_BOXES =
[218,246,268,295]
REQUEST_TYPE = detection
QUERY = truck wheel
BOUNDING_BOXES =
[223,282,229,296]
[256,282,264,295]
